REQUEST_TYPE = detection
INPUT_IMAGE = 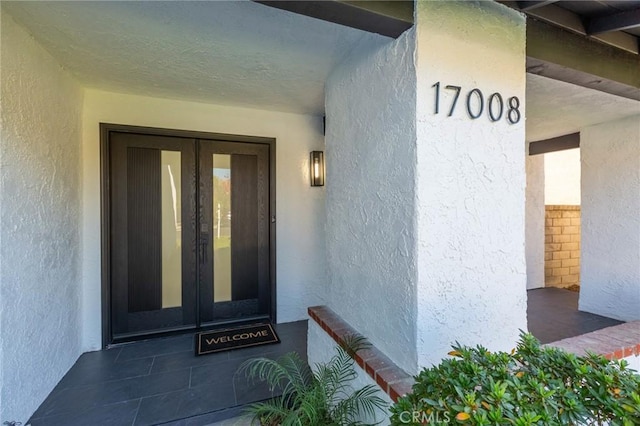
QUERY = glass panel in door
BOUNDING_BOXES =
[161,151,183,309]
[213,154,232,303]
[199,141,270,324]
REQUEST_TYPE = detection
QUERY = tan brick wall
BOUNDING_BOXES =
[545,205,580,288]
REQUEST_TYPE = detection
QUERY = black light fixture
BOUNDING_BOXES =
[310,151,325,187]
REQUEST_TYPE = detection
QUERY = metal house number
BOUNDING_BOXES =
[432,82,521,124]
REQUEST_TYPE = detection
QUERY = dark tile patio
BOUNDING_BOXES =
[26,290,622,425]
[527,287,623,344]
[27,321,307,426]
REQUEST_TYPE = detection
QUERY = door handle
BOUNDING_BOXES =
[201,224,209,264]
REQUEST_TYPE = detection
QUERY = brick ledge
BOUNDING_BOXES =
[543,321,640,360]
[308,308,639,402]
[308,306,414,402]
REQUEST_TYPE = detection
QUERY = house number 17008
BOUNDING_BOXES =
[432,82,521,124]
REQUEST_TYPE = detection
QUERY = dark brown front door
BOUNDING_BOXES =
[107,129,272,343]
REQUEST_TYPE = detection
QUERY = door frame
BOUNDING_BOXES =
[100,123,276,348]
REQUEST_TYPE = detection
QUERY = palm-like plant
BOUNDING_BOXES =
[239,336,387,426]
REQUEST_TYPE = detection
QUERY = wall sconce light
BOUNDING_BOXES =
[310,151,325,187]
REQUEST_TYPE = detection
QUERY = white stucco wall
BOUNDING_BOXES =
[415,1,528,366]
[544,148,581,205]
[307,321,393,425]
[324,30,418,374]
[526,154,545,289]
[81,90,326,350]
[579,115,640,322]
[1,11,83,423]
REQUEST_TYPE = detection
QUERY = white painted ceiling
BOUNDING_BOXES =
[3,0,639,132]
[526,74,639,142]
[2,0,386,115]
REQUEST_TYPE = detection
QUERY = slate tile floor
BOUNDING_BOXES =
[28,321,307,426]
[27,290,622,425]
[527,288,623,344]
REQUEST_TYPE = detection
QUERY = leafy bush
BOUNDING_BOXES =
[391,333,640,425]
[240,336,387,426]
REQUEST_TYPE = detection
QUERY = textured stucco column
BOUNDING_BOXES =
[526,154,545,289]
[579,115,640,322]
[324,31,418,374]
[415,1,528,366]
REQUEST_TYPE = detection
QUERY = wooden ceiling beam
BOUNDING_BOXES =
[527,18,640,101]
[529,133,580,156]
[517,1,559,12]
[499,1,639,53]
[587,8,640,35]
[253,1,413,39]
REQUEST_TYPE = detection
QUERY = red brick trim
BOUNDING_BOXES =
[308,306,414,402]
[308,309,639,402]
[544,321,640,360]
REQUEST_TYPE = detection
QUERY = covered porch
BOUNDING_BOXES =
[1,0,639,424]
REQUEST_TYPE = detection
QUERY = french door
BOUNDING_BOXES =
[106,128,273,343]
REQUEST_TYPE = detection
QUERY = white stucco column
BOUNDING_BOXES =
[526,154,545,290]
[415,1,527,366]
[579,115,640,322]
[324,30,418,374]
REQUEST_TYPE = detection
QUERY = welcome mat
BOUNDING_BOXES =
[195,322,280,356]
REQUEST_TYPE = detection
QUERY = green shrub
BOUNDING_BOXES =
[391,333,640,425]
[240,336,387,426]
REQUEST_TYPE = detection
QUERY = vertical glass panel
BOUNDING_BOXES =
[161,151,182,308]
[213,154,232,302]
